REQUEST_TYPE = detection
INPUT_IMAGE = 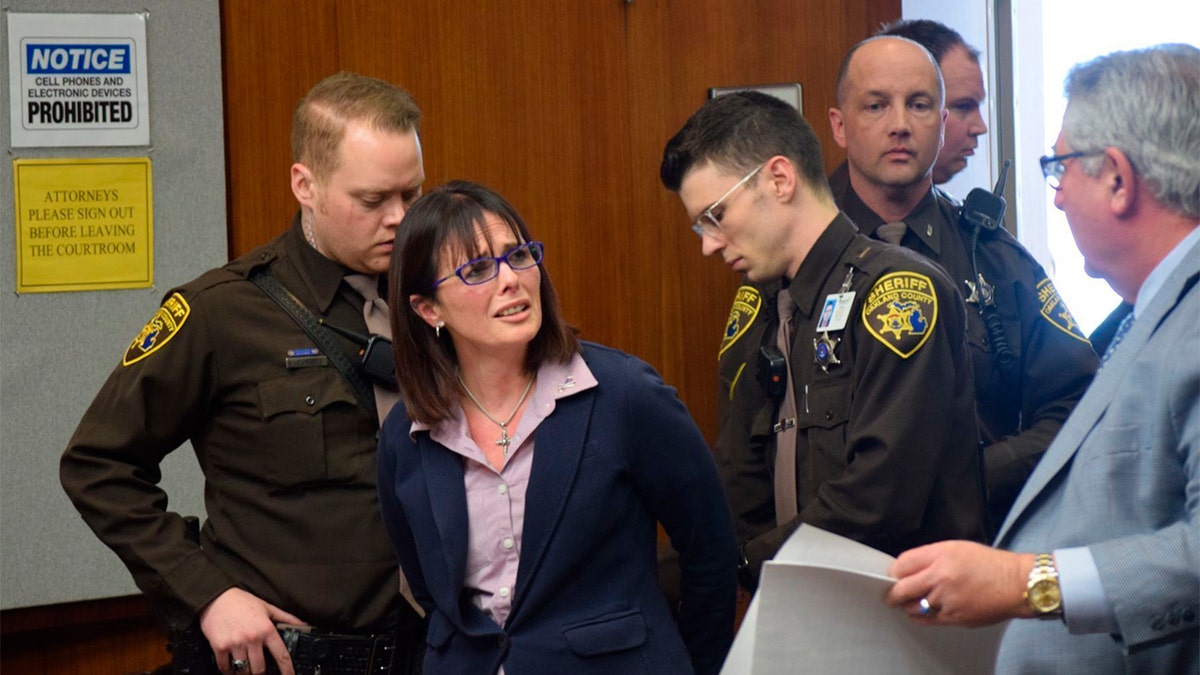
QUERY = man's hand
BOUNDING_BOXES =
[884,540,1037,627]
[199,588,305,675]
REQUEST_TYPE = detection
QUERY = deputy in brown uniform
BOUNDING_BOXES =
[828,36,1099,527]
[661,90,986,590]
[60,73,426,675]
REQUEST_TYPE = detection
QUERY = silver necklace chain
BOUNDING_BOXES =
[458,373,535,454]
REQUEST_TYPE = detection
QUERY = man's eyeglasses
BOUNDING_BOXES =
[1039,151,1096,189]
[434,241,544,287]
[692,163,766,238]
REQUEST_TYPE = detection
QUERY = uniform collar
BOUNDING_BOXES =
[279,212,359,314]
[838,181,945,256]
[784,212,858,319]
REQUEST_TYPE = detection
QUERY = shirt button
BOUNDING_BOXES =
[498,484,508,495]
[502,537,514,549]
[825,410,834,421]
[498,586,510,598]
[305,395,316,406]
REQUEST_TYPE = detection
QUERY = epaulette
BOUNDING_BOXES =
[844,235,903,278]
[122,242,285,367]
[224,242,281,279]
[147,245,281,330]
[121,267,241,367]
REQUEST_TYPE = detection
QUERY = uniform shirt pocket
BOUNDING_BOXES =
[798,378,851,430]
[797,379,852,471]
[257,369,360,488]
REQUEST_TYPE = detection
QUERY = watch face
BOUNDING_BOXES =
[1029,578,1062,612]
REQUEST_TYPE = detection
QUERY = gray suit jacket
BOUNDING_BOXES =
[993,233,1200,674]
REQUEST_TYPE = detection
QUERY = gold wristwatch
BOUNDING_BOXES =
[1025,553,1063,619]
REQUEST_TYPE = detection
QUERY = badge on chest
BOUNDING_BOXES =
[813,269,856,373]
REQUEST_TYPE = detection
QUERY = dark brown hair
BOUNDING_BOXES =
[660,90,831,202]
[877,18,979,63]
[388,181,579,424]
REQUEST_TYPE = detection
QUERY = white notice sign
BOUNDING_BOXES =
[8,12,150,147]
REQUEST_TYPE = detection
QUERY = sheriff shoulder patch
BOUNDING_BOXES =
[123,293,191,366]
[1036,278,1089,343]
[863,271,938,358]
[719,285,762,359]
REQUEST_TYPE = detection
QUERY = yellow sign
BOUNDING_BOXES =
[13,157,153,293]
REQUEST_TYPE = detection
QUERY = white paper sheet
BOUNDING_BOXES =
[722,525,1008,674]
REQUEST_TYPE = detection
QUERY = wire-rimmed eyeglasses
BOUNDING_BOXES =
[1039,151,1097,189]
[691,163,766,238]
[433,241,544,287]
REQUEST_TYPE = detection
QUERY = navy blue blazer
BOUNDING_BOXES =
[378,342,738,674]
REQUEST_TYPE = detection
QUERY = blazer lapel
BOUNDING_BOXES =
[509,388,596,618]
[997,238,1200,545]
[419,434,471,621]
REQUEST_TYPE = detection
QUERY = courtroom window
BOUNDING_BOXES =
[1008,0,1198,332]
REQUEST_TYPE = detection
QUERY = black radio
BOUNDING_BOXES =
[757,345,788,401]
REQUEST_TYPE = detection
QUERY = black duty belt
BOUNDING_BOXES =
[171,621,422,675]
[280,625,397,674]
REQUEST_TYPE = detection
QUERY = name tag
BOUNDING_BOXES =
[285,347,327,369]
[816,292,855,332]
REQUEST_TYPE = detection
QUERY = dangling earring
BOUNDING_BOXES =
[435,320,444,338]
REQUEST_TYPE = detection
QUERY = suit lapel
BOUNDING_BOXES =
[419,434,471,620]
[997,238,1200,544]
[509,387,596,619]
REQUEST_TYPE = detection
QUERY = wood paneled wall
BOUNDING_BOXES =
[1,1,897,671]
[221,0,898,442]
[0,596,168,674]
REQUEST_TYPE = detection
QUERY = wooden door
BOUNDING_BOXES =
[221,0,898,440]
